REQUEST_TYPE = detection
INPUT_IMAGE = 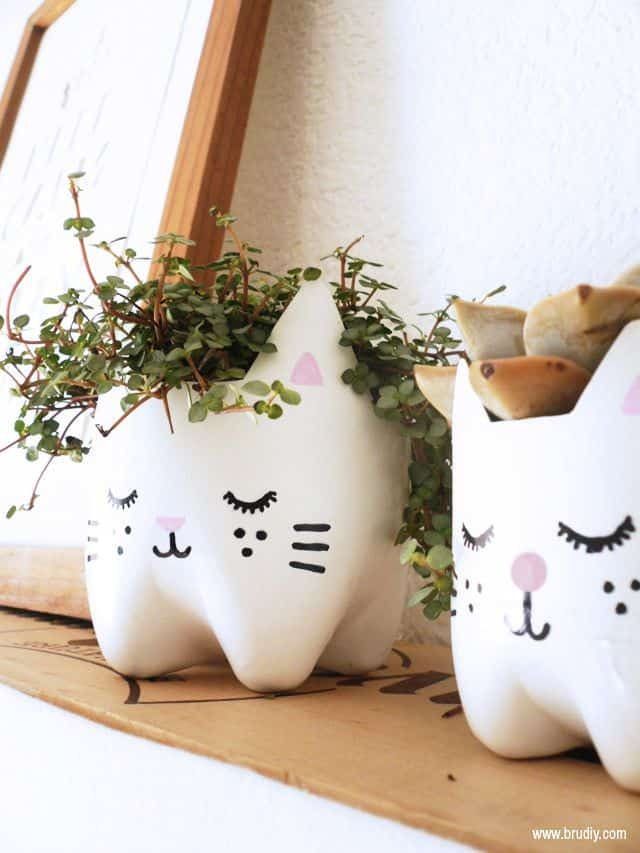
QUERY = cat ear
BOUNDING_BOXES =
[452,360,491,426]
[572,319,640,417]
[242,281,354,387]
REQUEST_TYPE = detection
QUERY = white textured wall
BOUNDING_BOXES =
[233,0,640,315]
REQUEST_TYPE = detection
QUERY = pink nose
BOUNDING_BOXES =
[511,552,547,592]
[156,516,185,533]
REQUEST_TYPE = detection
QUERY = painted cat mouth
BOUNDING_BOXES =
[152,532,192,560]
[505,592,551,642]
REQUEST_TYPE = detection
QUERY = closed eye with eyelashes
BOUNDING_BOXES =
[558,515,635,553]
[107,488,138,510]
[223,490,278,514]
[462,523,494,551]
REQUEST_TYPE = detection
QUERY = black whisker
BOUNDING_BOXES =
[88,520,99,527]
[292,542,329,551]
[289,561,326,574]
[87,536,99,543]
[293,523,331,532]
[86,554,98,562]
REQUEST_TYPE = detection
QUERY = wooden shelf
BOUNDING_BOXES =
[0,606,636,850]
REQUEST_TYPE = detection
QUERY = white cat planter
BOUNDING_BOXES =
[452,319,640,792]
[85,283,408,692]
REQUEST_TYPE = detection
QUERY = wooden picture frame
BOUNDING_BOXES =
[0,0,272,618]
[0,0,271,260]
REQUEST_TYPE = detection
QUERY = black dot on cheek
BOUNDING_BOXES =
[234,528,245,539]
[465,579,470,590]
[477,583,482,594]
[631,579,640,591]
[241,547,253,558]
[125,526,131,535]
[603,581,614,594]
[256,530,267,541]
[117,546,124,556]
[616,602,628,615]
[468,603,474,613]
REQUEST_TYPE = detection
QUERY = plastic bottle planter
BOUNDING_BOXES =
[85,283,408,692]
[451,319,640,792]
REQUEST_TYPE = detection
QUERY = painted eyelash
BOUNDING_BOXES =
[223,490,277,514]
[107,488,138,510]
[461,523,494,551]
[558,515,635,554]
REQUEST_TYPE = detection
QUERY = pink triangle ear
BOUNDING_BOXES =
[290,352,323,386]
[622,376,640,414]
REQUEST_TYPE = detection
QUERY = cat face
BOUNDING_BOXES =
[87,469,336,624]
[452,320,640,648]
[86,283,407,688]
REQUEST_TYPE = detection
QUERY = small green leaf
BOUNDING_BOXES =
[209,384,228,399]
[376,396,398,410]
[400,538,418,565]
[426,544,453,571]
[303,267,322,281]
[188,401,207,423]
[278,386,301,405]
[423,530,445,547]
[407,586,434,608]
[379,385,398,397]
[165,348,186,362]
[423,598,442,620]
[268,403,283,419]
[428,418,449,439]
[242,380,271,397]
[6,506,17,519]
[13,315,29,329]
[177,263,194,281]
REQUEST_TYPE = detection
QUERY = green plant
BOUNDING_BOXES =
[330,238,503,620]
[1,175,490,623]
[0,174,313,515]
